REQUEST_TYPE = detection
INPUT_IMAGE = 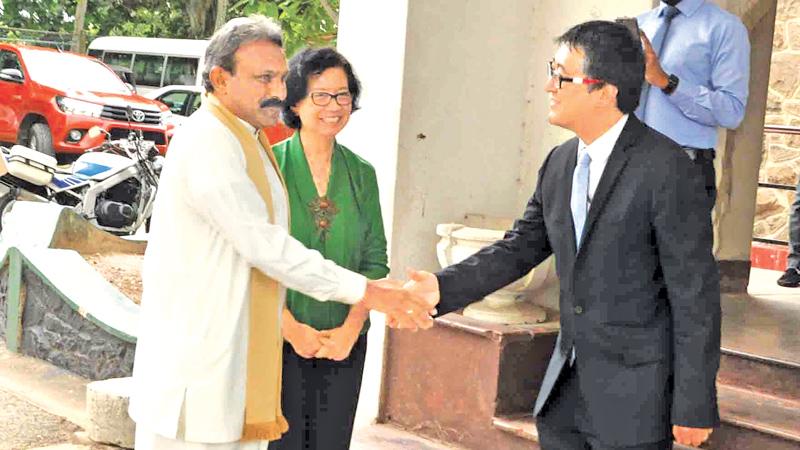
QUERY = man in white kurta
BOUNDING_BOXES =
[129,16,434,450]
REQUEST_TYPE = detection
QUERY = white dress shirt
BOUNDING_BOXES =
[578,114,630,204]
[129,107,367,444]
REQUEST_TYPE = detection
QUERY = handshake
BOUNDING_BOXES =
[360,269,441,331]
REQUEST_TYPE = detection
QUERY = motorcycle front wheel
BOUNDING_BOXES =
[0,188,19,233]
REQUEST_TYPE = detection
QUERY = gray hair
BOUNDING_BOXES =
[202,15,283,92]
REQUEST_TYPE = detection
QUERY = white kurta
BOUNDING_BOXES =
[129,108,367,448]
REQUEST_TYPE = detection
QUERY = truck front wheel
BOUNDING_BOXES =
[28,122,55,157]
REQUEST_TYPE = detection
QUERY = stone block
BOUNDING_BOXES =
[767,88,784,114]
[86,377,135,448]
[768,143,800,164]
[776,22,787,50]
[783,99,800,118]
[765,161,799,185]
[790,21,800,50]
[778,0,800,18]
[769,53,800,98]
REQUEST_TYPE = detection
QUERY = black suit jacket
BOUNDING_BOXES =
[435,116,721,446]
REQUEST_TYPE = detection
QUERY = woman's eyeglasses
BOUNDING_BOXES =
[310,92,353,106]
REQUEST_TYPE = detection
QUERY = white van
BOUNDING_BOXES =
[88,37,209,93]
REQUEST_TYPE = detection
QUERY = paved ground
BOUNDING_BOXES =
[0,387,79,450]
[0,343,460,450]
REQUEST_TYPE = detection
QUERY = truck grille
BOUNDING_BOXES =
[101,105,162,125]
[108,128,167,145]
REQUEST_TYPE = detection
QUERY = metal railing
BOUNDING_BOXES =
[753,125,800,246]
[0,26,71,50]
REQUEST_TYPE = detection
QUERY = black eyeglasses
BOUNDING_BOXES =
[310,91,353,106]
[547,60,603,89]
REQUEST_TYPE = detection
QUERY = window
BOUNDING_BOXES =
[164,56,199,86]
[189,93,202,115]
[132,54,165,87]
[157,90,192,116]
[103,52,133,70]
[0,50,22,72]
[87,49,103,58]
[21,49,128,93]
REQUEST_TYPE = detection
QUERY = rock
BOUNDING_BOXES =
[784,100,800,118]
[774,21,787,51]
[768,144,800,164]
[764,213,790,241]
[765,160,800,186]
[755,189,783,219]
[789,20,800,51]
[765,114,788,125]
[766,88,784,114]
[86,377,135,448]
[768,53,800,98]
[779,0,800,18]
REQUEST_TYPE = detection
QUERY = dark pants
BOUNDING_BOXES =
[684,147,716,213]
[536,363,672,450]
[268,334,367,450]
[788,176,800,270]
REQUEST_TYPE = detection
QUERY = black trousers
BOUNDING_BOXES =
[536,363,672,450]
[684,147,716,212]
[268,334,368,450]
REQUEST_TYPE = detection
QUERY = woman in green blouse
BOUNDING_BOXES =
[267,48,389,450]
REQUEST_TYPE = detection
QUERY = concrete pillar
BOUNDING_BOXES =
[713,0,778,291]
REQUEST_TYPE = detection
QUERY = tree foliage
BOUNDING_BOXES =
[0,0,338,56]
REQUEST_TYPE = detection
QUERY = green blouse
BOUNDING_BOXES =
[273,133,389,334]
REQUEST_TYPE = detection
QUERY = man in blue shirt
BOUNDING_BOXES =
[637,0,750,211]
[777,183,800,287]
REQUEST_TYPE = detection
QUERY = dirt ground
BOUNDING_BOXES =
[0,387,80,450]
[81,253,143,305]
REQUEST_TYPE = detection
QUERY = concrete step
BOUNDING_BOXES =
[715,384,800,445]
[491,414,540,446]
[718,348,800,403]
[491,384,800,450]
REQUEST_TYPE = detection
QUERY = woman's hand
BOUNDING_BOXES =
[315,323,361,361]
[282,310,324,358]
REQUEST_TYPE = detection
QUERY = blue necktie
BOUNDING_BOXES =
[569,149,591,366]
[635,5,681,120]
[571,149,591,250]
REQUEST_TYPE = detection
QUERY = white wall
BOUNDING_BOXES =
[337,0,665,428]
[336,0,409,430]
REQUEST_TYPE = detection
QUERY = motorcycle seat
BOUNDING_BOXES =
[4,145,57,186]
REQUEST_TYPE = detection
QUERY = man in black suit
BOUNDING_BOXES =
[405,21,721,449]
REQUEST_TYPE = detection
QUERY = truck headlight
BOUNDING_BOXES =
[55,96,103,118]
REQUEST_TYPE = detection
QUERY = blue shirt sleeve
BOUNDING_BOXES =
[667,18,750,129]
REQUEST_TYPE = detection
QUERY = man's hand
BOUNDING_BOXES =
[315,325,360,361]
[403,269,440,307]
[361,278,435,330]
[673,426,713,447]
[282,316,324,359]
[386,269,441,328]
[640,32,670,89]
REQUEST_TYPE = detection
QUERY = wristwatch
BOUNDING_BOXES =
[662,74,679,95]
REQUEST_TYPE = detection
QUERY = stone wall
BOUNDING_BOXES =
[19,268,136,380]
[0,266,7,340]
[756,0,800,242]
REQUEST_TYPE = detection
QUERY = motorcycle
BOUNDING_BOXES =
[0,126,164,235]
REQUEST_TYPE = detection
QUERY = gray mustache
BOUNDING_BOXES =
[260,98,283,109]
